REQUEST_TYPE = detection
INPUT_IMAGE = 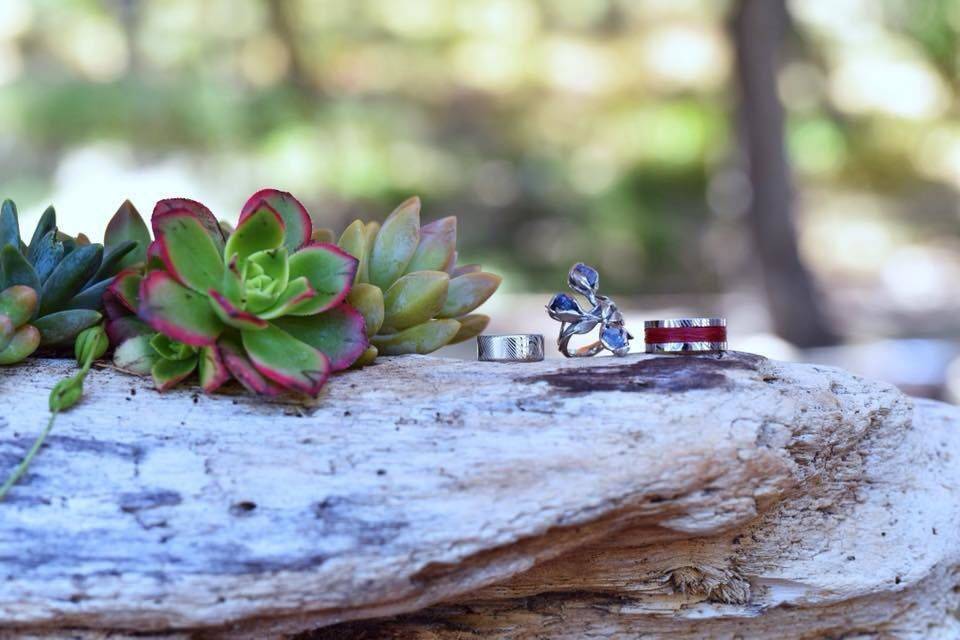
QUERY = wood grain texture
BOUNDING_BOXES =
[0,352,957,639]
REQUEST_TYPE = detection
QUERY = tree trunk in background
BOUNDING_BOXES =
[731,0,837,348]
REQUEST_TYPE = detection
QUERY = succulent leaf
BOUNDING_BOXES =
[105,315,151,346]
[152,355,199,391]
[90,239,137,285]
[219,336,281,397]
[104,201,151,269]
[368,196,420,289]
[154,198,225,253]
[451,263,482,277]
[406,216,456,274]
[1,245,40,294]
[149,333,197,361]
[243,248,290,313]
[139,271,223,346]
[27,206,56,255]
[0,285,38,328]
[39,244,103,316]
[353,345,378,368]
[285,244,358,315]
[382,271,450,331]
[0,325,40,364]
[27,230,63,284]
[438,272,501,319]
[257,277,316,320]
[208,289,269,331]
[107,269,143,314]
[337,220,368,284]
[153,210,225,293]
[220,256,245,305]
[363,222,380,274]
[33,309,101,347]
[347,282,384,337]
[241,324,331,395]
[240,189,312,253]
[311,228,336,244]
[372,319,461,356]
[198,345,230,393]
[113,334,160,375]
[448,314,490,345]
[65,279,112,311]
[224,206,285,267]
[272,304,368,371]
[0,315,13,352]
[0,200,19,249]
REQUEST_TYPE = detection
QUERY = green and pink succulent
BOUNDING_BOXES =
[108,189,368,396]
[338,197,501,363]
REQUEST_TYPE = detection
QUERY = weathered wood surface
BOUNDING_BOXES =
[0,352,957,639]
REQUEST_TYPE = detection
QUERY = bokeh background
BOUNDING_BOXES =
[2,0,959,398]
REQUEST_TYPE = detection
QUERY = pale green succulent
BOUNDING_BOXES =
[338,197,501,364]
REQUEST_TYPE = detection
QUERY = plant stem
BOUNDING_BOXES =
[0,411,57,502]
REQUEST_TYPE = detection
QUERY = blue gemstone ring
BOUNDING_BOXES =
[546,263,633,358]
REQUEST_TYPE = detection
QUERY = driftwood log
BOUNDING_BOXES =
[0,352,958,639]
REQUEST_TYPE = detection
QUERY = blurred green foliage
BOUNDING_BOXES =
[0,0,957,294]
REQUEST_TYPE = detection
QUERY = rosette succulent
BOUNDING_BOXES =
[111,190,368,396]
[0,198,150,347]
[337,197,500,362]
[0,285,40,364]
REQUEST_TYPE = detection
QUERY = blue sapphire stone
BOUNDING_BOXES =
[601,326,628,349]
[570,262,600,289]
[550,293,578,312]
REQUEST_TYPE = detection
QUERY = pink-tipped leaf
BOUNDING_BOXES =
[451,263,482,277]
[208,289,269,331]
[272,303,369,371]
[241,324,331,396]
[152,209,225,293]
[198,345,231,393]
[218,337,282,397]
[284,243,358,315]
[106,268,143,314]
[105,315,151,347]
[224,206,285,267]
[151,356,198,392]
[406,216,456,274]
[240,189,312,253]
[438,272,502,318]
[258,277,317,320]
[154,198,225,252]
[139,271,223,346]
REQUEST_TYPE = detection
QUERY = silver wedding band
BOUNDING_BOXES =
[477,334,545,362]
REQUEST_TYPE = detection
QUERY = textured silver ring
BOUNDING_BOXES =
[477,334,545,362]
[644,318,727,354]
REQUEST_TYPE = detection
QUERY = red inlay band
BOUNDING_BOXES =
[644,326,727,345]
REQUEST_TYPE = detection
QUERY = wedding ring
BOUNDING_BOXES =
[477,334,545,363]
[644,318,727,354]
